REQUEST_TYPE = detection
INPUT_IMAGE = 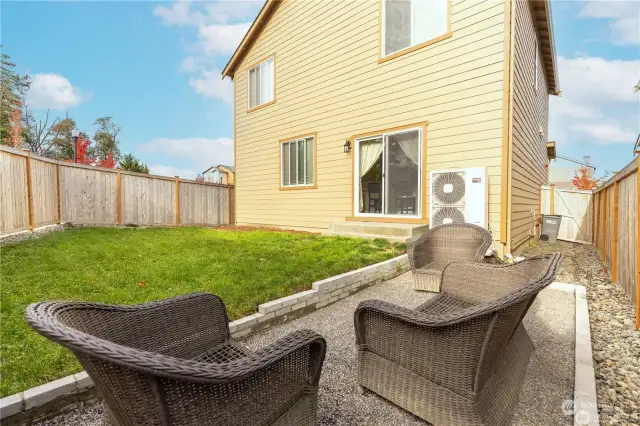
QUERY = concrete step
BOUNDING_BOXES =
[324,230,409,242]
[329,221,429,241]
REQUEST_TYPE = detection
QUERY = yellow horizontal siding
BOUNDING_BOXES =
[235,0,505,239]
[509,0,549,250]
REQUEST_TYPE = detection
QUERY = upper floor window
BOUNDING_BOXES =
[248,56,274,110]
[382,0,449,57]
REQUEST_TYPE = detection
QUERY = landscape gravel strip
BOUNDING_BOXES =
[38,270,575,425]
[523,241,640,425]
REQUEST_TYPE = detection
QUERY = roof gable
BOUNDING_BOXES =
[222,0,280,79]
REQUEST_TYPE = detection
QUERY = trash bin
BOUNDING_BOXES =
[540,215,562,243]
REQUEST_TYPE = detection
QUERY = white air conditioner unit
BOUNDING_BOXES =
[429,167,488,228]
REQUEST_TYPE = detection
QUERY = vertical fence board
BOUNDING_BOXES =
[30,158,59,227]
[616,171,637,310]
[594,157,638,328]
[121,174,175,225]
[0,150,29,235]
[60,165,118,224]
[0,146,233,235]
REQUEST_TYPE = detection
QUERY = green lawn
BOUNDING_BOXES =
[0,227,404,396]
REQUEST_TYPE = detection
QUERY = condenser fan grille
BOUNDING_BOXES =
[432,172,465,205]
[431,207,465,227]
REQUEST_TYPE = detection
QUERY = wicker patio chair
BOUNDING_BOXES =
[354,253,563,426]
[25,293,326,426]
[408,223,492,292]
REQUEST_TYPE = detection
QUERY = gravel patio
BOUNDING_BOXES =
[38,264,576,425]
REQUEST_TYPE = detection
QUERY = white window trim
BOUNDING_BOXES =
[381,0,450,58]
[247,56,275,110]
[280,136,315,188]
[353,127,422,218]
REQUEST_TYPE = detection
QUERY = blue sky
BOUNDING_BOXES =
[3,0,639,179]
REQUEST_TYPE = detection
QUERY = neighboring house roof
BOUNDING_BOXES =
[634,133,640,154]
[221,0,559,94]
[202,165,235,174]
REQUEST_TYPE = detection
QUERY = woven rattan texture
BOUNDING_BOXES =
[25,293,327,425]
[354,253,563,425]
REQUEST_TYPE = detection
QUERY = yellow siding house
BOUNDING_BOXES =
[222,0,559,257]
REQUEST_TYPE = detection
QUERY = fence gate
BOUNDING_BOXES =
[540,186,593,243]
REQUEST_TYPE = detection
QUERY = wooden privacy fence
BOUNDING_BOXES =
[0,145,235,236]
[592,156,639,328]
[541,185,593,243]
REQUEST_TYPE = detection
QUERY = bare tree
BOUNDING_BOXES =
[21,103,59,156]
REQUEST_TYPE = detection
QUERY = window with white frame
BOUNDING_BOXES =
[281,136,314,187]
[383,0,448,57]
[248,57,274,109]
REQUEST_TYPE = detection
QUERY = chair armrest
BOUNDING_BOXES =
[354,300,493,397]
[440,253,563,305]
[407,235,432,270]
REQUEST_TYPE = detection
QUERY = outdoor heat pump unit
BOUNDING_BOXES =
[429,167,488,228]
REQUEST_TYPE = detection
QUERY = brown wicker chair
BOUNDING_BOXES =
[25,293,326,426]
[354,253,563,426]
[408,223,492,292]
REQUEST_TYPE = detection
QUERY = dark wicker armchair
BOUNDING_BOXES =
[25,293,326,426]
[354,253,563,426]
[408,223,492,292]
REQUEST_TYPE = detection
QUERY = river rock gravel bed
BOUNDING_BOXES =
[523,240,640,425]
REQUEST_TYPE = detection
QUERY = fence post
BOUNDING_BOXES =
[612,181,619,284]
[636,157,640,329]
[56,162,61,223]
[175,176,180,225]
[23,149,35,231]
[549,184,555,214]
[116,168,122,225]
[602,186,607,264]
[227,184,231,224]
[591,193,595,244]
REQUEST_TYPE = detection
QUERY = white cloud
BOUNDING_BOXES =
[26,73,87,110]
[181,56,200,72]
[189,68,234,103]
[198,22,251,55]
[153,2,205,27]
[549,56,640,147]
[154,1,262,26]
[149,164,199,179]
[138,137,233,175]
[571,123,638,143]
[580,1,640,45]
[154,1,262,99]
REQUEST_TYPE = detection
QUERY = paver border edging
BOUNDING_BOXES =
[547,282,600,426]
[0,254,410,422]
[572,285,600,426]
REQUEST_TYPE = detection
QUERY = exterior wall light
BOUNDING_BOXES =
[344,140,351,153]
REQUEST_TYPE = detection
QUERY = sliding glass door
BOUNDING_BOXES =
[355,128,422,217]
